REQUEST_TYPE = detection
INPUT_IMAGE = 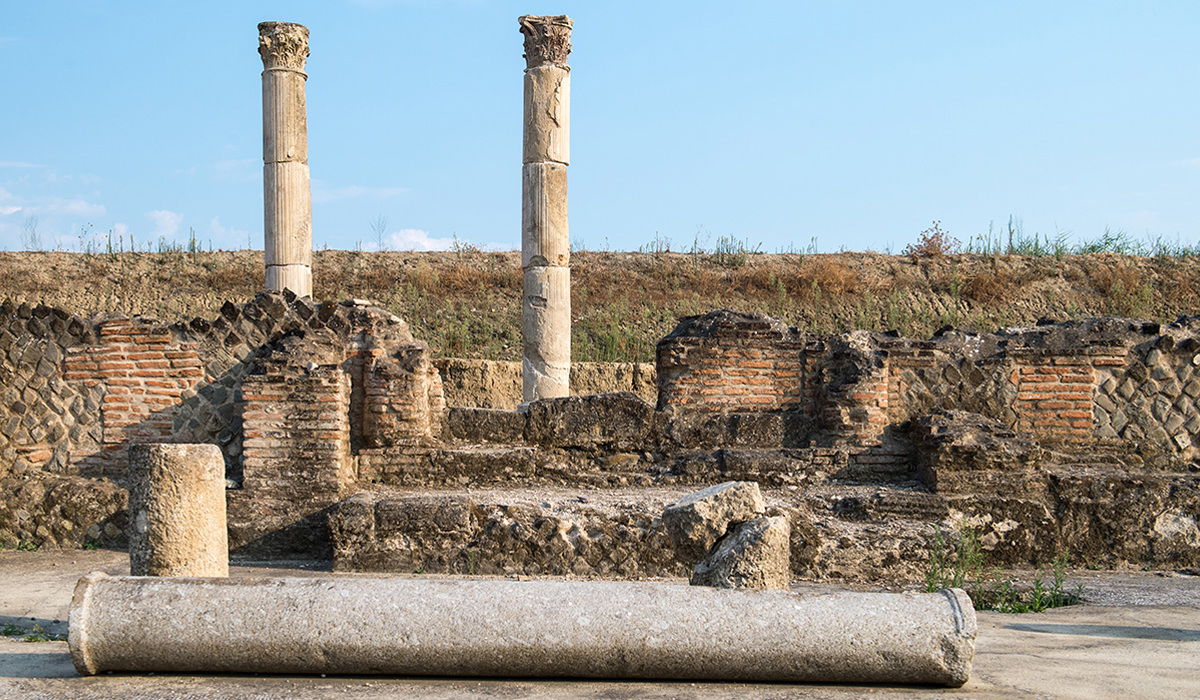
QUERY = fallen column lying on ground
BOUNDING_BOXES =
[69,573,976,686]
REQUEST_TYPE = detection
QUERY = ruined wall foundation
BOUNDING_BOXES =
[1,299,1196,581]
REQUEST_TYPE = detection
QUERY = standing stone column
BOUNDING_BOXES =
[259,21,313,298]
[519,15,572,402]
[127,443,228,577]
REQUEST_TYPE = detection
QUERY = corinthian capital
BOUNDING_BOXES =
[519,15,572,69]
[258,22,309,72]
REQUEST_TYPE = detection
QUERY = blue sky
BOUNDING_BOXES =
[3,1,1200,254]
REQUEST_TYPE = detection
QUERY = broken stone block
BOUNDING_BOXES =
[662,481,765,562]
[691,515,791,590]
[128,443,228,577]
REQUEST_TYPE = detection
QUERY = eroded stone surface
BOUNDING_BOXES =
[127,443,227,577]
[70,574,976,686]
[662,481,765,563]
[691,514,792,590]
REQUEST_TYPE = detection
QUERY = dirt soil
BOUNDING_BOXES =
[4,249,1200,362]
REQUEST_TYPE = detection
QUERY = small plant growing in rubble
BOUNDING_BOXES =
[989,551,1083,614]
[925,526,1083,612]
[903,221,960,260]
[924,525,984,592]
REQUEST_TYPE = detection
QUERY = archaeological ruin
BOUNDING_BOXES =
[2,294,1198,581]
[1,15,1197,594]
[520,14,573,402]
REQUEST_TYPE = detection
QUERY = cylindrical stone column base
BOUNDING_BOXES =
[522,265,570,401]
[69,575,976,686]
[127,443,228,577]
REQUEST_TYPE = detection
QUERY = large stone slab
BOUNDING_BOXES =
[523,392,658,450]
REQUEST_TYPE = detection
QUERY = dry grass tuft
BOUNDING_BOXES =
[797,259,858,298]
[903,221,960,260]
[962,269,1012,304]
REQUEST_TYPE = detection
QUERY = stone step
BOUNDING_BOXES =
[354,444,917,491]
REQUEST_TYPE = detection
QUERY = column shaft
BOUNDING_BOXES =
[520,15,573,402]
[127,443,228,577]
[69,575,977,686]
[259,22,313,298]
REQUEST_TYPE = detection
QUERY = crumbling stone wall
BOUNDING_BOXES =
[0,302,101,477]
[1093,318,1200,454]
[2,296,1197,578]
[658,310,1200,459]
[435,358,656,409]
[0,292,441,550]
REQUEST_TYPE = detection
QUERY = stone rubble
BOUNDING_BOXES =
[690,514,792,590]
[661,480,766,563]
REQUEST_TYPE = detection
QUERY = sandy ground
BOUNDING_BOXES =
[1,550,1197,699]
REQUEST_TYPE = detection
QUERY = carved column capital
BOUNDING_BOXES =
[258,21,309,72]
[519,15,572,69]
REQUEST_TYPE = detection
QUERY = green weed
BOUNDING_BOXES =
[924,528,1082,613]
[924,525,984,592]
[989,551,1083,613]
[1,623,63,643]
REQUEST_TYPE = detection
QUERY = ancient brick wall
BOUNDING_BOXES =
[230,364,352,556]
[657,310,810,414]
[362,345,444,447]
[656,310,1200,460]
[63,318,204,478]
[4,294,1199,572]
[1010,352,1097,439]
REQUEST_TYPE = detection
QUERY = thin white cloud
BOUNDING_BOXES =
[8,195,106,218]
[311,183,408,203]
[0,161,43,168]
[386,228,456,251]
[210,216,250,247]
[62,199,105,217]
[212,158,257,182]
[0,206,21,215]
[145,210,183,238]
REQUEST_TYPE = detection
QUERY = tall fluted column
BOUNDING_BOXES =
[519,15,572,402]
[259,21,313,298]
